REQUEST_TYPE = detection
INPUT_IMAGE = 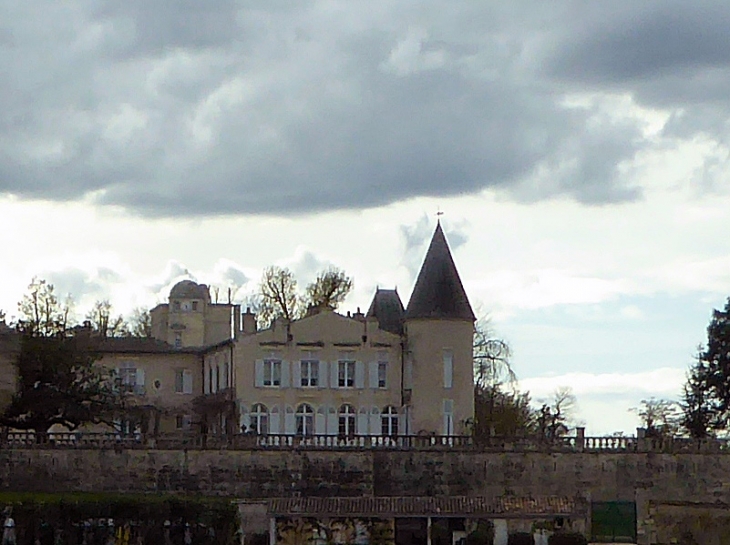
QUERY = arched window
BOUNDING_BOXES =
[381,406,398,436]
[251,403,268,435]
[338,404,356,437]
[296,403,314,436]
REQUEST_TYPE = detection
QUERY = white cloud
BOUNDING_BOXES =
[519,367,686,435]
[520,367,685,398]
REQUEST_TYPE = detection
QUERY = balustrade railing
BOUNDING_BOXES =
[2,430,729,452]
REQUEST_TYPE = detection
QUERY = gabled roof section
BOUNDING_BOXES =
[367,289,405,335]
[405,222,476,321]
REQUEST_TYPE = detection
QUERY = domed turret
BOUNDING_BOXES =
[170,280,210,301]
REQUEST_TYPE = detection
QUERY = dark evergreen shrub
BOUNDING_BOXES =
[507,532,534,545]
[465,521,494,545]
[548,532,588,545]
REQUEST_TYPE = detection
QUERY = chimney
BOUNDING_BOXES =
[242,307,257,334]
[233,304,241,338]
[353,306,365,322]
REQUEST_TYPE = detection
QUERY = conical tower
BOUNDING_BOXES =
[404,222,475,435]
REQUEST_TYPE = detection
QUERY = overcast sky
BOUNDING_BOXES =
[3,0,730,434]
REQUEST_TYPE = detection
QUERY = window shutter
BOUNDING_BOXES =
[326,406,338,435]
[368,362,378,389]
[254,360,264,387]
[135,368,145,395]
[284,407,295,434]
[280,361,290,388]
[292,361,302,389]
[357,408,368,435]
[318,360,328,389]
[443,350,453,389]
[269,406,281,434]
[315,407,326,435]
[330,361,338,388]
[399,413,407,436]
[355,361,365,389]
[204,363,210,394]
[183,370,193,394]
[369,407,380,436]
[239,404,250,432]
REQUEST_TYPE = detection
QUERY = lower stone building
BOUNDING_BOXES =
[239,496,589,545]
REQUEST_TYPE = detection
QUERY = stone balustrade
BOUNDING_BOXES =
[2,428,730,453]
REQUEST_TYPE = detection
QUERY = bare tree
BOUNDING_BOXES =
[473,319,514,388]
[17,277,72,336]
[304,267,353,310]
[85,299,127,338]
[258,266,301,326]
[537,386,578,439]
[128,307,152,338]
[631,397,681,438]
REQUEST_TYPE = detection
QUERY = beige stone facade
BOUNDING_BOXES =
[404,319,475,435]
[232,309,404,436]
[150,279,239,349]
[100,222,476,437]
[96,339,203,434]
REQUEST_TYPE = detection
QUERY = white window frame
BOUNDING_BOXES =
[338,404,356,437]
[300,359,319,387]
[381,406,398,436]
[338,359,356,388]
[443,399,454,435]
[296,404,314,436]
[176,414,192,431]
[264,359,282,387]
[443,349,453,389]
[175,369,193,394]
[119,366,137,389]
[251,403,269,435]
[378,362,387,389]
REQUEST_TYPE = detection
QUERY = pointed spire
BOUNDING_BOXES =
[405,223,475,321]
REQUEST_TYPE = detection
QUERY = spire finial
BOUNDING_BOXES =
[436,207,444,224]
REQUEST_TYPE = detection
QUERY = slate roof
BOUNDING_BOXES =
[268,496,586,518]
[367,289,405,335]
[170,280,209,300]
[405,223,476,321]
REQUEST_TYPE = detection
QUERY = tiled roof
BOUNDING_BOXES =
[95,337,200,354]
[405,223,475,322]
[367,289,405,335]
[268,496,585,518]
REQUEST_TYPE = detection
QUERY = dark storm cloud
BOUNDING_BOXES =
[2,1,725,217]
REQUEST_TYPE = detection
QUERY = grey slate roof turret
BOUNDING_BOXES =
[366,289,405,335]
[170,280,209,301]
[405,222,476,321]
